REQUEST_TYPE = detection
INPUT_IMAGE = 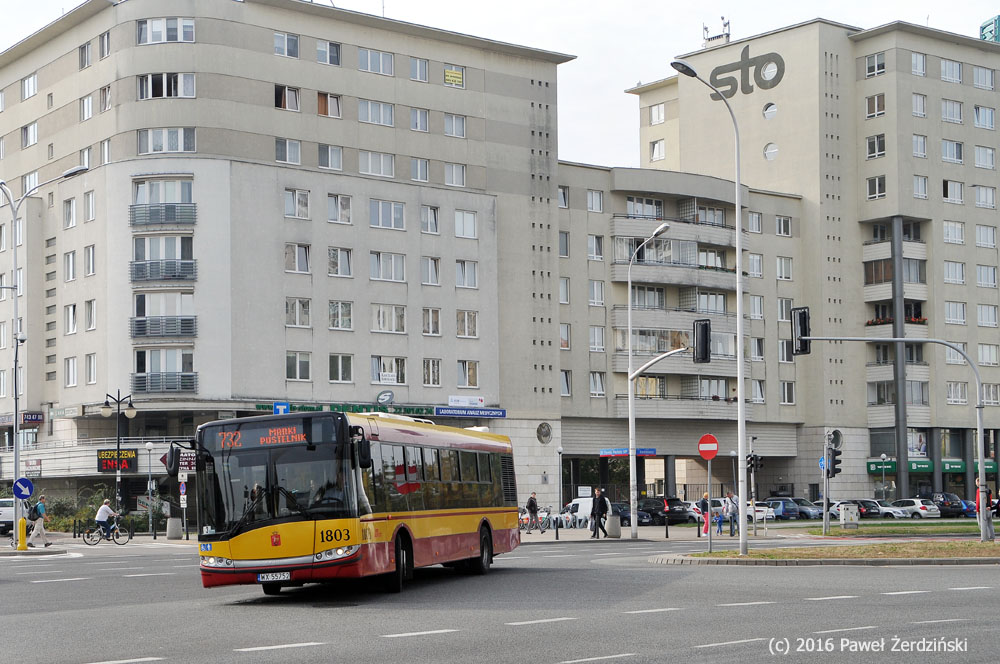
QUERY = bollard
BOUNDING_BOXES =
[555,515,559,541]
[664,518,669,539]
[129,518,135,539]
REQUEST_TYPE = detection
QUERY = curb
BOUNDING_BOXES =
[649,554,1000,566]
[0,548,65,557]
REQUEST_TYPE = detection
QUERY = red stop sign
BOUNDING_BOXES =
[698,434,719,460]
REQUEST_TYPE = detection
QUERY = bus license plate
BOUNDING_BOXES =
[257,572,290,583]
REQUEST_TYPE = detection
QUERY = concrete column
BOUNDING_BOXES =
[963,429,975,501]
[665,455,677,498]
[598,457,609,490]
[891,215,909,499]
[570,458,581,499]
[636,458,646,497]
[930,427,943,492]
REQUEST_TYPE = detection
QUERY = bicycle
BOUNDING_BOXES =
[83,516,130,545]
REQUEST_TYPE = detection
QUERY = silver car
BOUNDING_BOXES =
[875,500,907,518]
[891,498,941,518]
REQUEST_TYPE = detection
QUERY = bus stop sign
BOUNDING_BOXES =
[698,434,719,461]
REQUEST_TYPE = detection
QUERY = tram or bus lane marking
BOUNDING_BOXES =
[542,554,577,558]
[123,572,176,578]
[559,655,637,664]
[505,617,578,626]
[31,577,92,583]
[623,608,680,614]
[234,642,326,652]
[83,658,165,664]
[380,629,458,638]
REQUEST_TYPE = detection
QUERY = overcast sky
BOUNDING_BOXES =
[3,0,1000,167]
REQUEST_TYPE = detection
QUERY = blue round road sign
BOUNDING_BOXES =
[13,477,34,499]
[819,456,826,470]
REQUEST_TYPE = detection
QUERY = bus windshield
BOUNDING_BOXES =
[196,416,356,537]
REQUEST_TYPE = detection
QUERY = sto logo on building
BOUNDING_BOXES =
[709,45,785,100]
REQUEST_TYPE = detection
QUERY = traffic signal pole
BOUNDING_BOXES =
[822,444,830,536]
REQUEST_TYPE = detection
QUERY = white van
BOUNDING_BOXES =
[0,498,14,534]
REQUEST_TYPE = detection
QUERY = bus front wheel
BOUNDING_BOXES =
[261,583,282,596]
[384,535,412,593]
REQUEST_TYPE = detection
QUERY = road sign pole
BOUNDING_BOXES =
[822,446,830,536]
[707,458,713,554]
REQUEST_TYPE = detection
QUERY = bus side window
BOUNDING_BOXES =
[422,448,440,481]
[459,451,478,482]
[404,446,422,482]
[368,441,385,513]
[477,453,491,483]
[385,445,407,512]
[441,449,460,482]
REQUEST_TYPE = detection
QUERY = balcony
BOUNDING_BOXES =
[613,394,753,420]
[611,214,736,248]
[131,372,198,393]
[611,351,745,377]
[130,316,197,338]
[611,261,738,290]
[864,319,928,338]
[610,306,738,335]
[130,259,197,281]
[867,403,930,428]
[863,283,928,302]
[129,203,197,226]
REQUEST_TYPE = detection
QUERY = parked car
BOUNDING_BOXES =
[875,500,907,519]
[891,498,941,518]
[638,497,690,525]
[0,498,13,534]
[683,501,707,524]
[917,492,965,518]
[960,499,977,518]
[751,502,777,521]
[764,497,801,520]
[612,502,652,527]
[853,499,883,519]
[791,498,822,519]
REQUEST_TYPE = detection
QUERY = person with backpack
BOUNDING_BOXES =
[27,495,50,548]
[725,492,740,537]
[525,492,544,534]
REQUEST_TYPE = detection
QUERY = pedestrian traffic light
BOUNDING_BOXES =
[791,306,811,355]
[827,448,843,478]
[693,319,712,363]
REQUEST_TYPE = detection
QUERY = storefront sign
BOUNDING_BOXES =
[974,460,998,473]
[254,402,436,416]
[52,407,79,418]
[434,407,506,418]
[97,449,138,473]
[601,448,656,457]
[24,458,41,478]
[449,395,485,407]
[0,411,45,427]
[866,459,935,473]
[909,459,933,473]
[942,460,966,473]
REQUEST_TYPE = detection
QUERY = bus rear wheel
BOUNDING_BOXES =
[467,527,492,575]
[261,583,282,596]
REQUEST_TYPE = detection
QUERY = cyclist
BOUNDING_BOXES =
[95,499,119,540]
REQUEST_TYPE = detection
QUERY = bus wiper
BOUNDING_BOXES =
[226,491,267,538]
[274,486,310,518]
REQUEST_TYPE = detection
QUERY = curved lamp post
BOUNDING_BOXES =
[101,389,137,512]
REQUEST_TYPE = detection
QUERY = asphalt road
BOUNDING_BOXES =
[1,534,997,664]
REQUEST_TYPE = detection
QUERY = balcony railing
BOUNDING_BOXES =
[131,372,198,393]
[129,203,197,226]
[611,213,736,231]
[130,316,197,337]
[610,305,739,318]
[130,259,197,281]
[864,317,927,326]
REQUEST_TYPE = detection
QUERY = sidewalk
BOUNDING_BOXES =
[518,521,795,544]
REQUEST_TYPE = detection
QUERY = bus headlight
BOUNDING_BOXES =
[314,545,358,562]
[201,556,234,567]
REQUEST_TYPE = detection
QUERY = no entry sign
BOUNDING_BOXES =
[698,434,719,461]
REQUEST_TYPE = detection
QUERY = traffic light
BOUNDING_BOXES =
[791,306,811,355]
[745,454,763,471]
[693,319,711,363]
[827,448,843,478]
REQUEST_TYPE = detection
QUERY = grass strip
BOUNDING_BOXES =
[691,541,998,559]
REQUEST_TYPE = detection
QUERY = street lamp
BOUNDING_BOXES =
[555,445,563,541]
[101,389,137,512]
[671,58,748,555]
[145,441,154,537]
[0,164,88,551]
[627,221,670,538]
[880,453,888,501]
[730,450,737,493]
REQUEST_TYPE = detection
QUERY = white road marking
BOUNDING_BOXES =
[950,586,991,591]
[881,590,930,595]
[16,570,65,575]
[623,608,681,614]
[912,619,970,625]
[31,577,91,583]
[593,552,625,556]
[559,654,636,664]
[543,554,577,558]
[7,564,57,568]
[693,638,766,649]
[804,595,858,601]
[96,567,144,571]
[493,556,527,560]
[122,572,176,578]
[173,564,199,568]
[83,658,165,664]
[717,601,775,607]
[814,626,878,634]
[380,630,458,638]
[234,642,326,652]
[506,617,578,626]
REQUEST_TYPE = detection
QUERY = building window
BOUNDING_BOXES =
[64,251,76,281]
[410,108,429,132]
[21,73,36,100]
[976,146,995,170]
[587,235,604,260]
[371,356,406,385]
[867,175,886,200]
[445,163,466,187]
[359,47,393,75]
[590,326,605,352]
[84,245,95,276]
[977,225,996,248]
[589,372,606,397]
[317,144,343,171]
[274,32,299,58]
[274,137,301,164]
[85,299,96,330]
[776,256,792,280]
[748,211,762,233]
[780,381,795,405]
[65,304,77,334]
[911,93,926,118]
[285,297,311,327]
[370,303,406,334]
[369,199,404,229]
[63,198,76,229]
[978,265,998,288]
[942,99,963,123]
[751,379,765,403]
[329,354,352,383]
[359,99,393,126]
[284,243,310,273]
[975,65,995,90]
[589,280,604,306]
[359,151,394,177]
[946,343,967,365]
[984,384,1000,406]
[98,86,112,114]
[139,73,195,100]
[65,357,78,387]
[21,122,37,148]
[865,52,885,77]
[980,304,999,327]
[558,231,569,257]
[444,113,466,137]
[975,105,995,129]
[274,84,299,111]
[411,158,429,182]
[421,206,439,234]
[912,52,926,76]
[698,292,726,313]
[914,175,928,199]
[945,301,967,325]
[456,310,478,338]
[329,301,352,330]
[698,206,725,226]
[980,343,1000,366]
[865,93,885,118]
[318,93,342,118]
[327,247,352,277]
[943,180,964,204]
[913,134,927,157]
[456,260,478,288]
[750,338,765,361]
[444,64,465,88]
[138,128,195,154]
[942,139,963,164]
[944,220,965,244]
[748,253,762,277]
[775,216,791,236]
[587,190,603,212]
[650,102,665,125]
[410,57,428,82]
[650,140,665,161]
[946,381,968,405]
[99,31,110,58]
[866,134,885,159]
[422,358,440,387]
[778,339,793,363]
[286,352,310,380]
[86,353,97,384]
[941,59,962,83]
[944,261,965,284]
[976,186,996,209]
[750,295,764,319]
[318,41,341,66]
[79,95,93,121]
[777,298,793,321]
[560,370,571,397]
[420,256,440,285]
[559,323,571,350]
[455,210,477,238]
[281,188,309,219]
[422,307,440,336]
[101,139,110,164]
[369,251,405,281]
[559,277,569,304]
[137,18,195,44]
[558,186,569,208]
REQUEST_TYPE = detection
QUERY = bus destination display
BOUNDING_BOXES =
[97,448,138,472]
[211,421,312,450]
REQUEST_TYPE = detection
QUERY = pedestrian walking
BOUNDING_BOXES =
[698,492,709,537]
[525,492,545,534]
[976,477,994,540]
[27,495,51,548]
[590,488,608,539]
[725,491,740,537]
[715,512,724,535]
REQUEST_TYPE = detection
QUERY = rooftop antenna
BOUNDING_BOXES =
[703,17,731,49]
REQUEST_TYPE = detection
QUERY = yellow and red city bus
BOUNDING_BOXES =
[167,411,519,594]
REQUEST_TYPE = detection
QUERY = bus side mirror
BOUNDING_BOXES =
[350,425,372,468]
[165,446,180,478]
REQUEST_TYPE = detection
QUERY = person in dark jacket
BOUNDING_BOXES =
[590,488,608,539]
[525,492,544,534]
